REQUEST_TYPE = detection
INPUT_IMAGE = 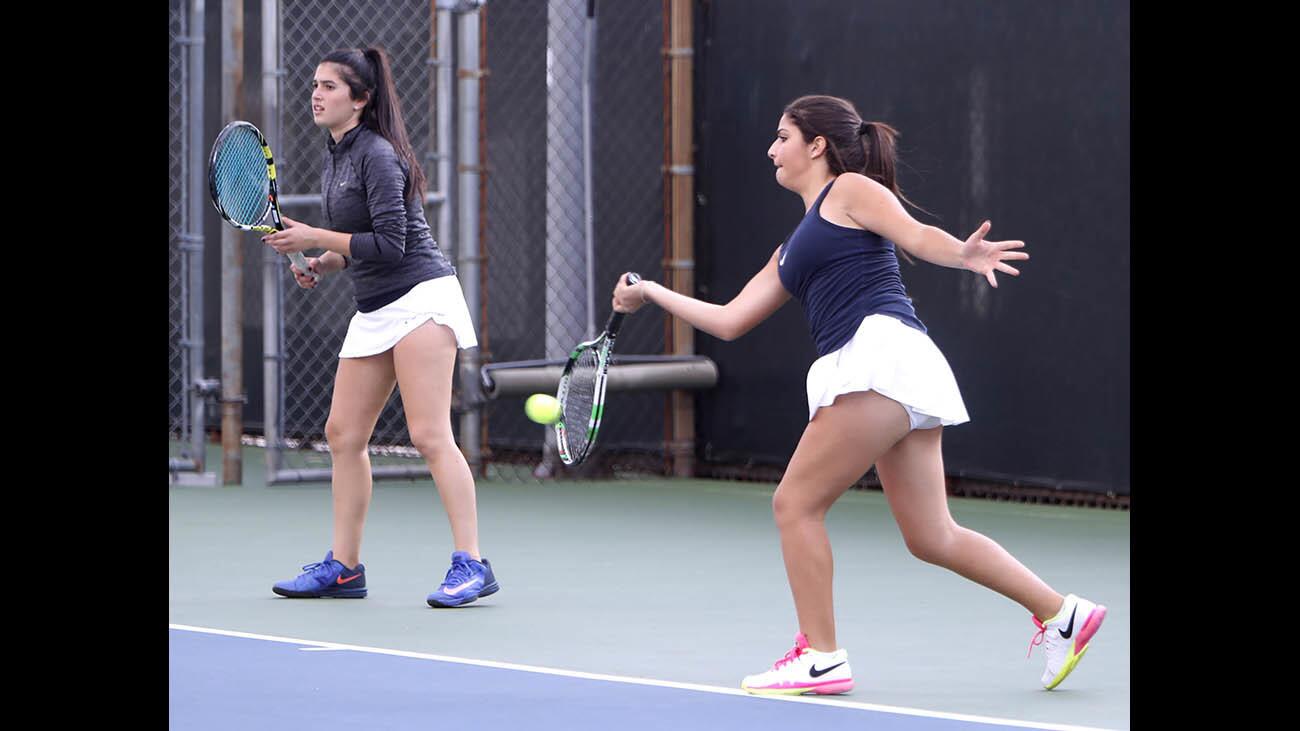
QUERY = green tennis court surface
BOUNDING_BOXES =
[170,444,1129,729]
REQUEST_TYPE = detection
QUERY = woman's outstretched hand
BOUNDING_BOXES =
[960,221,1028,288]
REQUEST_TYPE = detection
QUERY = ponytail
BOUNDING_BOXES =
[858,122,897,195]
[362,47,426,203]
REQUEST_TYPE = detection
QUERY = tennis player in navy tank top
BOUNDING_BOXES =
[611,95,1106,694]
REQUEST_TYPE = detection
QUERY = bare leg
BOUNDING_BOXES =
[393,321,481,559]
[325,353,397,568]
[772,390,912,652]
[875,426,1063,621]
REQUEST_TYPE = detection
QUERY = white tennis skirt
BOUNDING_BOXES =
[806,314,970,430]
[338,275,478,358]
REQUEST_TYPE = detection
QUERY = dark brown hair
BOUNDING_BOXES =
[783,94,925,214]
[321,47,426,203]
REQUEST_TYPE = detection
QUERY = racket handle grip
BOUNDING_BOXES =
[607,273,641,334]
[287,251,320,282]
[602,273,643,336]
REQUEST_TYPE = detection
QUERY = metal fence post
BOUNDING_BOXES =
[458,2,485,475]
[263,0,285,480]
[188,0,210,476]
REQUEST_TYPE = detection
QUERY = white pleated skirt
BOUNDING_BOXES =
[806,314,970,430]
[338,275,478,358]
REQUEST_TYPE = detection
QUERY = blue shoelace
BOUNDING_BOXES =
[441,558,474,588]
[299,560,340,581]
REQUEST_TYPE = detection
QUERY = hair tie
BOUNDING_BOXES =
[360,49,379,86]
[858,121,871,137]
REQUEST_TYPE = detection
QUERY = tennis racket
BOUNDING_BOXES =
[208,120,318,282]
[555,272,642,466]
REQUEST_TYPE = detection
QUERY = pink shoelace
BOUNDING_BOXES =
[1026,616,1048,658]
[764,634,806,671]
[773,642,807,669]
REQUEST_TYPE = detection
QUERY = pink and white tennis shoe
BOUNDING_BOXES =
[740,632,854,695]
[1027,593,1107,690]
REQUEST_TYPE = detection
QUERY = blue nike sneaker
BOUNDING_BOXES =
[272,550,367,598]
[426,551,499,607]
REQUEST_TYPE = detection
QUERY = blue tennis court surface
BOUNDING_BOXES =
[170,626,1114,730]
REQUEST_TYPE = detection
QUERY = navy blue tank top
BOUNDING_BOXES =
[777,178,926,356]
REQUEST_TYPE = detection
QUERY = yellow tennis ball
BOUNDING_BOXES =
[524,393,562,425]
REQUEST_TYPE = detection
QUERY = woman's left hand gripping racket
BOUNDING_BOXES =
[556,272,642,466]
[208,120,318,282]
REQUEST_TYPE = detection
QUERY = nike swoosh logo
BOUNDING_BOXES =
[443,579,481,596]
[809,661,846,678]
[779,250,788,266]
[1059,606,1078,639]
[336,573,362,585]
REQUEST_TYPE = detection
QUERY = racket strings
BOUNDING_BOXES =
[213,129,271,225]
[562,348,600,456]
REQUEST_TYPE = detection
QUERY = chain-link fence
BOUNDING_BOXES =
[258,0,671,482]
[477,0,548,477]
[587,0,670,467]
[268,0,438,474]
[481,0,667,479]
[164,1,677,482]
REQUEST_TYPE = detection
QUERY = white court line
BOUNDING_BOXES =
[170,624,1115,731]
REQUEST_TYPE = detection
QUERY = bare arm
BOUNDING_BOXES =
[834,173,1028,285]
[304,230,355,258]
[315,251,350,274]
[612,247,790,341]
